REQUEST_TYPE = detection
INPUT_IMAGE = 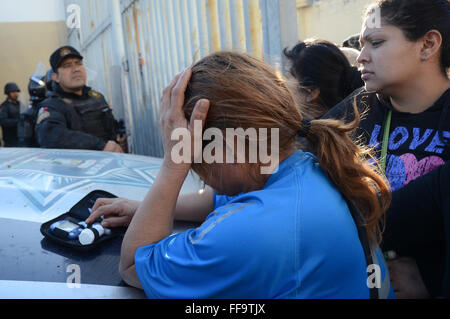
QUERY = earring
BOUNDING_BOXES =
[421,56,428,61]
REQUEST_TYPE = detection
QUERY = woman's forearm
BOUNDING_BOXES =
[119,164,189,274]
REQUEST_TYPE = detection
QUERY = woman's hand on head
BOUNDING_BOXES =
[85,198,141,228]
[160,68,210,171]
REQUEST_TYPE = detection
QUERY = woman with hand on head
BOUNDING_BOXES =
[324,0,450,298]
[87,51,393,299]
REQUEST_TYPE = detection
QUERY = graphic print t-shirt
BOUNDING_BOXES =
[325,88,450,191]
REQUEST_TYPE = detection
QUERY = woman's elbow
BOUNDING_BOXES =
[119,265,143,290]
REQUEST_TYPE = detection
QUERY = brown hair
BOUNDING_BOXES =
[183,51,391,244]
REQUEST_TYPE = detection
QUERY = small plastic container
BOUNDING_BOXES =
[79,223,111,245]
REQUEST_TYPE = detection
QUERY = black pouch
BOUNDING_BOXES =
[40,190,125,252]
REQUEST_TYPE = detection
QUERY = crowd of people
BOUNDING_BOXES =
[1,0,449,299]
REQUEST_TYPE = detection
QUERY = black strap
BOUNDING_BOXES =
[344,198,379,299]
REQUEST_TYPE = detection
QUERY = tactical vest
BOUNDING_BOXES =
[51,90,115,142]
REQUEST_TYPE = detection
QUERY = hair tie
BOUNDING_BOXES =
[298,118,312,137]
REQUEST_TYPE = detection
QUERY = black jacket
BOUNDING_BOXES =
[0,99,21,147]
[324,88,450,297]
[35,84,116,150]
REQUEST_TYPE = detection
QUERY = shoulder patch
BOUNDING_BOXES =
[88,90,101,99]
[36,107,51,125]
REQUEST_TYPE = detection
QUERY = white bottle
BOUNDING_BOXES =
[79,223,110,245]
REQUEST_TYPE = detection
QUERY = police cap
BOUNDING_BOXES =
[50,46,83,72]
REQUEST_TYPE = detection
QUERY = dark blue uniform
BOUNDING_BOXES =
[35,84,116,150]
[0,99,21,147]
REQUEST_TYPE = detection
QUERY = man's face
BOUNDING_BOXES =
[52,57,87,92]
[7,91,20,102]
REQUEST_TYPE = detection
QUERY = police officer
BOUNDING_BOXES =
[0,82,22,147]
[17,75,48,147]
[35,46,124,153]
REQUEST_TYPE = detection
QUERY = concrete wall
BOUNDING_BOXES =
[0,0,67,109]
[297,0,373,45]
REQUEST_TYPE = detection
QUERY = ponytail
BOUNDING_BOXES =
[302,100,391,244]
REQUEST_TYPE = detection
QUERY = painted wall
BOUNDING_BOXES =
[0,0,67,109]
[297,0,373,45]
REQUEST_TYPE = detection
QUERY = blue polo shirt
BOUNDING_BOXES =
[135,150,394,298]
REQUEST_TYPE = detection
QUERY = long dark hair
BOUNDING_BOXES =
[366,0,449,75]
[284,39,364,117]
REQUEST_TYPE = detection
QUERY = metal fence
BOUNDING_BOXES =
[66,0,298,157]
